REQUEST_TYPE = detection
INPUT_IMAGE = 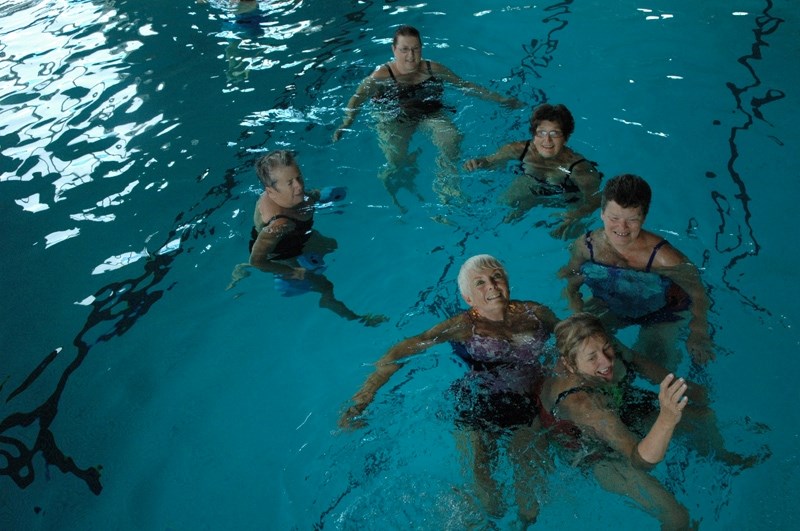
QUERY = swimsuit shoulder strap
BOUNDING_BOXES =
[425,60,434,76]
[263,214,296,228]
[552,385,595,414]
[646,239,669,271]
[519,140,532,161]
[566,158,589,174]
[385,63,396,81]
[584,231,596,262]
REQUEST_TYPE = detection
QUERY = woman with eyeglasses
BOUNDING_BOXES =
[464,103,602,238]
[333,25,523,212]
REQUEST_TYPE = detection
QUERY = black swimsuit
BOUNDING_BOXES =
[517,140,597,197]
[372,60,449,122]
[552,359,657,437]
[249,214,313,260]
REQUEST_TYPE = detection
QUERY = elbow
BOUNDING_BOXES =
[249,254,270,270]
[631,444,659,471]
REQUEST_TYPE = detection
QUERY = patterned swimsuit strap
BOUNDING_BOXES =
[645,239,669,272]
[585,231,595,262]
[552,385,595,415]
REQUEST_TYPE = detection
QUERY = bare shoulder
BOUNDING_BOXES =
[428,60,458,78]
[571,230,593,257]
[422,312,472,342]
[558,386,607,421]
[650,237,691,268]
[504,140,530,157]
[261,215,294,236]
[427,60,447,72]
[370,63,392,80]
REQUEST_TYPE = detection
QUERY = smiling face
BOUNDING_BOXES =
[601,200,645,246]
[532,119,566,159]
[392,34,422,74]
[569,334,615,384]
[462,267,509,320]
[266,163,305,208]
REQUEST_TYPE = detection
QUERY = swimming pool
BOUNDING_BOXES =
[1,0,797,528]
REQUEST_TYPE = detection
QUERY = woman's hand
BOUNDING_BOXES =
[502,97,526,110]
[658,373,689,425]
[463,157,488,172]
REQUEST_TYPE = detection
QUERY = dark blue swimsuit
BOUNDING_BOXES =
[580,232,690,324]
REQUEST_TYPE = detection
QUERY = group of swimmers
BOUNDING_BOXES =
[234,23,764,530]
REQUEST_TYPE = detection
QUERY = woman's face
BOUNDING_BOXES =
[462,267,509,319]
[570,334,615,384]
[601,200,645,247]
[392,35,422,74]
[532,119,567,158]
[266,164,305,208]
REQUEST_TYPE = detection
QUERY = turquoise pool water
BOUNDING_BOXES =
[1,0,797,529]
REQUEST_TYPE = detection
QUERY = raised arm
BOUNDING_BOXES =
[339,315,469,428]
[463,141,527,172]
[431,61,524,109]
[560,374,687,468]
[332,74,379,142]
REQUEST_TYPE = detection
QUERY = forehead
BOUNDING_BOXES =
[394,35,421,48]
[576,334,608,355]
[603,200,642,218]
[271,163,300,182]
[468,267,505,280]
[536,119,562,131]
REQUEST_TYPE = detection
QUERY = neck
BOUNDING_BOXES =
[472,306,506,323]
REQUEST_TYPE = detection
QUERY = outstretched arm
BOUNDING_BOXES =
[432,62,524,109]
[333,74,379,142]
[463,141,526,172]
[339,315,469,428]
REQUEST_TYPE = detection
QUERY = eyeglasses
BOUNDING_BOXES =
[535,129,564,139]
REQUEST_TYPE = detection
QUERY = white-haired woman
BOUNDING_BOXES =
[340,254,557,524]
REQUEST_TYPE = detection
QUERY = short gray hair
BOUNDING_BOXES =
[256,150,297,188]
[457,254,506,298]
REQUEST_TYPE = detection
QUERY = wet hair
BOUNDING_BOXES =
[256,150,297,188]
[529,103,575,141]
[393,25,422,47]
[554,312,610,367]
[457,254,506,298]
[601,173,652,218]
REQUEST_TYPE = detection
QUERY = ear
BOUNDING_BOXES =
[561,356,575,373]
[461,292,472,306]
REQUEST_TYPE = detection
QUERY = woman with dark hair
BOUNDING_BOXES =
[560,174,713,367]
[464,103,602,238]
[333,25,523,212]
